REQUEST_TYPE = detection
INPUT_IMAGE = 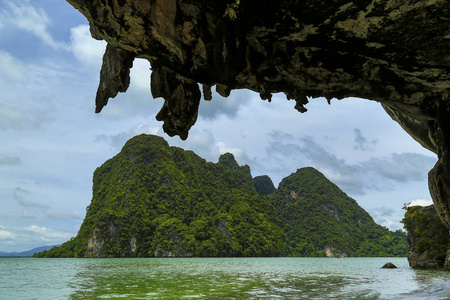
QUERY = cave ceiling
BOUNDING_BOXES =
[66,0,450,226]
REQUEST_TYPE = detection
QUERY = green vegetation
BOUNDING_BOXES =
[36,134,283,258]
[402,205,450,266]
[266,167,407,257]
[253,175,276,196]
[35,134,406,258]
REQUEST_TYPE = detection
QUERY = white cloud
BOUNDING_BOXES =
[0,52,59,131]
[0,229,16,240]
[367,207,404,230]
[0,103,51,130]
[265,135,365,194]
[0,225,73,251]
[408,199,433,207]
[0,51,26,83]
[165,127,221,162]
[216,141,246,158]
[0,48,101,131]
[96,123,161,150]
[87,58,162,119]
[70,24,106,70]
[363,153,436,183]
[198,90,252,120]
[45,209,83,221]
[24,225,72,243]
[0,104,28,129]
[168,128,219,162]
[11,187,50,220]
[264,134,436,196]
[215,140,256,168]
[2,0,66,49]
[129,59,151,92]
[353,128,377,151]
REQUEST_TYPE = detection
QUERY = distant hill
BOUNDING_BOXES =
[36,134,284,258]
[253,175,276,196]
[1,245,59,257]
[266,167,407,257]
[35,134,406,258]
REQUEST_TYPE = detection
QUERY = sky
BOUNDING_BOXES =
[0,0,437,252]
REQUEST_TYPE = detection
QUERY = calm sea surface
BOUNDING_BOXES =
[1,257,450,299]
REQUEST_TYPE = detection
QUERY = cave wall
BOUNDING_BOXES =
[66,0,450,226]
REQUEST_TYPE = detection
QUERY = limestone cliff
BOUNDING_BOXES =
[65,0,450,228]
[253,175,276,196]
[267,167,407,257]
[35,135,406,258]
[36,134,284,258]
[403,205,450,269]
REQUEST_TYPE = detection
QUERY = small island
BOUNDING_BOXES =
[403,205,450,269]
[35,134,406,258]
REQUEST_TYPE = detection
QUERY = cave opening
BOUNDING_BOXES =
[66,0,450,231]
[102,56,438,232]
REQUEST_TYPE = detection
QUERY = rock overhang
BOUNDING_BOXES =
[66,0,450,226]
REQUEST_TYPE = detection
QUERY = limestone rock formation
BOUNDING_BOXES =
[267,167,407,257]
[35,134,285,258]
[253,175,276,196]
[34,135,406,258]
[66,0,450,226]
[402,205,450,269]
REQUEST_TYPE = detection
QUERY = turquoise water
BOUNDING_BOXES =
[1,257,450,299]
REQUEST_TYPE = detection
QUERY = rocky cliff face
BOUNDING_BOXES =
[267,167,407,257]
[66,0,450,227]
[403,205,450,269]
[35,135,406,258]
[36,134,285,258]
[253,175,276,196]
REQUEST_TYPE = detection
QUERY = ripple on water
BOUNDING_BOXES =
[2,257,450,299]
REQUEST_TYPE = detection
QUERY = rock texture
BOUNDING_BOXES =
[403,205,450,269]
[268,167,407,257]
[35,134,285,258]
[66,0,450,226]
[34,135,406,258]
[382,262,397,269]
[323,246,348,258]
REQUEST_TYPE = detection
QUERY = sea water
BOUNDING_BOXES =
[1,257,450,299]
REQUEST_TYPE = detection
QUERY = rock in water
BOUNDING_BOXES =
[382,262,397,269]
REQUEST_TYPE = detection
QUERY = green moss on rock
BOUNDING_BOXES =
[402,205,450,269]
[35,135,407,258]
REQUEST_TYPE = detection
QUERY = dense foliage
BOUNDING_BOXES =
[253,175,276,196]
[36,135,406,258]
[36,135,284,258]
[402,205,450,265]
[266,167,407,257]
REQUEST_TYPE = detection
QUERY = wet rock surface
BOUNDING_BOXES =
[382,262,397,269]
